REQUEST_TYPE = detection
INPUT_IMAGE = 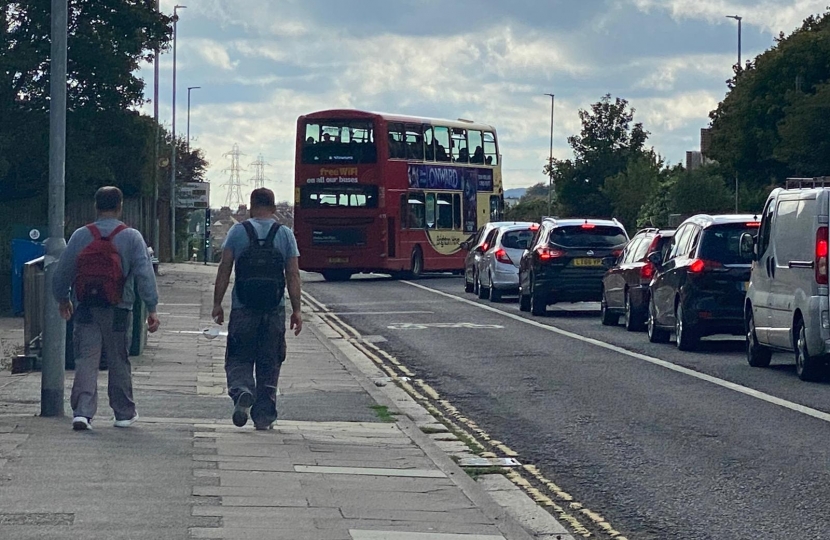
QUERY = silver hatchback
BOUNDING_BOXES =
[475,223,538,301]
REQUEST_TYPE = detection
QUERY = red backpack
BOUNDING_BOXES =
[74,224,128,306]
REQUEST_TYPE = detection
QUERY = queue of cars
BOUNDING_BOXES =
[462,179,830,381]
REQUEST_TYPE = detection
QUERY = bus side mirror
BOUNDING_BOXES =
[460,241,471,251]
[740,233,757,261]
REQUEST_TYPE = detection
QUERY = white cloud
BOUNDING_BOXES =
[188,39,237,71]
[625,0,826,34]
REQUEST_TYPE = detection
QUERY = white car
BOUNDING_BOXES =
[475,223,538,301]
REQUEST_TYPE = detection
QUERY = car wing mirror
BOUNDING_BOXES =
[739,233,757,261]
[647,251,663,268]
[460,241,470,251]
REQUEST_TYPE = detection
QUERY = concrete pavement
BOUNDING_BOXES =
[0,264,573,540]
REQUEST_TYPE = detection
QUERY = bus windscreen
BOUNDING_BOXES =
[300,185,379,209]
[303,121,376,164]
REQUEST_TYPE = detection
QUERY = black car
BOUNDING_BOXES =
[647,214,760,351]
[519,218,628,316]
[601,228,675,331]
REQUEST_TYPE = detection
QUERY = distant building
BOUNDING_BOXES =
[686,128,714,170]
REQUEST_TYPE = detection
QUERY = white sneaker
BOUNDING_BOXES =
[72,416,92,431]
[114,413,139,428]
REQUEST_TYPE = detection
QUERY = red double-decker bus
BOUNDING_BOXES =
[294,110,504,281]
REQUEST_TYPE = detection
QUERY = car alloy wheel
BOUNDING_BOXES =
[745,312,772,368]
[648,299,670,343]
[675,302,699,352]
[488,274,502,302]
[796,323,823,381]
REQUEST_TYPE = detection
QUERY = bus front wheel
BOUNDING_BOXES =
[408,248,424,280]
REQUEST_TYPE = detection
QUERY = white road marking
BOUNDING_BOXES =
[329,311,435,316]
[403,281,830,424]
[387,322,504,330]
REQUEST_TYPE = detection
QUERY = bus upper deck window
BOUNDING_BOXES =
[451,128,468,163]
[423,127,436,161]
[468,130,484,164]
[433,127,451,163]
[483,131,498,166]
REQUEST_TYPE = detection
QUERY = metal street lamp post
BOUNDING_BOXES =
[544,93,555,217]
[42,0,69,417]
[152,0,161,255]
[170,5,186,262]
[727,15,742,212]
[187,86,200,153]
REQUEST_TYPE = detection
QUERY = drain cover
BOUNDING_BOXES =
[0,513,75,526]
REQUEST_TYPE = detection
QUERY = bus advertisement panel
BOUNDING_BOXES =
[294,110,503,282]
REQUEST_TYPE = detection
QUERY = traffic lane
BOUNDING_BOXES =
[423,276,830,415]
[303,276,830,540]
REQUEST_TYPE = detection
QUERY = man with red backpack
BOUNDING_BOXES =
[53,187,160,431]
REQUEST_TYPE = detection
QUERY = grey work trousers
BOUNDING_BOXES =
[71,305,136,421]
[225,307,286,426]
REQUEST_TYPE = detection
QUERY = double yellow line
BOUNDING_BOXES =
[302,291,629,540]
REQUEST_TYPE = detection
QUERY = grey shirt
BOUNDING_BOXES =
[222,218,300,310]
[52,218,159,312]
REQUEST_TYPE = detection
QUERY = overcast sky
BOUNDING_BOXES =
[143,0,827,207]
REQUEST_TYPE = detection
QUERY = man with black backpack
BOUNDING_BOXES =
[212,188,302,430]
[53,186,160,431]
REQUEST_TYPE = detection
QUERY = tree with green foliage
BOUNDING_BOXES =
[603,150,664,232]
[0,1,172,201]
[637,165,734,228]
[549,95,649,217]
[708,10,830,186]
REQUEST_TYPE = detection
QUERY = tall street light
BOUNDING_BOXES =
[42,0,69,417]
[187,86,201,152]
[726,15,742,211]
[152,0,161,255]
[170,5,186,262]
[726,15,742,68]
[544,93,555,217]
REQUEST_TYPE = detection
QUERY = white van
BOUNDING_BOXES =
[744,178,830,381]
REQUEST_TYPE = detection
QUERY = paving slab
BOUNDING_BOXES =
[0,264,552,540]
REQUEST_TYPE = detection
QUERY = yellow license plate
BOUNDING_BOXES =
[572,258,602,267]
[328,257,349,264]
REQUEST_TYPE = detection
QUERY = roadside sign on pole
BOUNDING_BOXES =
[177,181,210,209]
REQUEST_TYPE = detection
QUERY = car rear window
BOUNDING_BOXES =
[501,229,534,250]
[698,224,757,264]
[549,225,628,248]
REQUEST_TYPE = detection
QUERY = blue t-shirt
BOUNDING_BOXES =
[222,218,300,309]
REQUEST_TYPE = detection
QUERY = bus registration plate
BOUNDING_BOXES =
[328,257,349,264]
[572,258,602,268]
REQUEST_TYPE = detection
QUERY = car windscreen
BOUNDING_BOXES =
[549,226,628,248]
[697,224,757,264]
[501,229,534,250]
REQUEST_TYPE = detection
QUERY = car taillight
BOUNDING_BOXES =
[689,259,723,274]
[581,223,596,229]
[495,249,513,264]
[640,263,655,281]
[537,247,565,260]
[481,243,489,252]
[817,226,828,285]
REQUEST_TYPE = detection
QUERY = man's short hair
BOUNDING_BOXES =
[250,188,276,209]
[95,186,124,212]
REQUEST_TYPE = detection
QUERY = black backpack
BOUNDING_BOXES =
[235,221,286,310]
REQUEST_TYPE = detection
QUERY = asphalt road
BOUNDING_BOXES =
[303,272,830,540]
